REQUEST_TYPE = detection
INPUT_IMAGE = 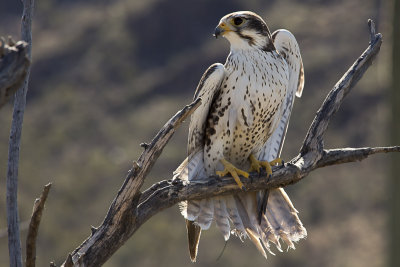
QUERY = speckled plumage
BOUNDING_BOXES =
[174,11,306,262]
[204,47,288,173]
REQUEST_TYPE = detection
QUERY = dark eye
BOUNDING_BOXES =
[233,17,244,26]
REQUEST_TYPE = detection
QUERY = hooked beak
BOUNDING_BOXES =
[213,22,231,38]
[214,26,224,38]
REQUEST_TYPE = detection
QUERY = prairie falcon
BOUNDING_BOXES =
[174,11,306,261]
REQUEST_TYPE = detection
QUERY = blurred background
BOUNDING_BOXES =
[0,0,397,266]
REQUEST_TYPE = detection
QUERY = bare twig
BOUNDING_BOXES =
[6,0,34,266]
[59,20,395,267]
[0,39,30,109]
[300,19,382,158]
[26,183,52,267]
[368,19,377,44]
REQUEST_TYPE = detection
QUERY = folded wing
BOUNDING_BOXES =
[174,63,225,262]
[256,29,307,249]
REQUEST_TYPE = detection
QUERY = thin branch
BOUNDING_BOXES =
[300,20,382,157]
[0,39,30,109]
[316,146,400,167]
[60,20,393,266]
[6,0,34,266]
[26,183,52,267]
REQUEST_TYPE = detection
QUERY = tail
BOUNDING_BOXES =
[263,188,307,249]
[232,191,306,258]
[174,152,306,260]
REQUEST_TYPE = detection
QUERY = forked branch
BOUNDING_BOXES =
[60,20,395,267]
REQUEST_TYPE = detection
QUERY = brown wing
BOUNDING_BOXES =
[185,63,225,262]
[188,63,226,155]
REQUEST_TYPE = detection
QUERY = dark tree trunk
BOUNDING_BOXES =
[390,0,400,266]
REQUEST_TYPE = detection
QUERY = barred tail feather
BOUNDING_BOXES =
[234,193,273,257]
[181,200,201,221]
[214,197,230,240]
[259,213,283,252]
[196,198,214,229]
[246,228,268,259]
[225,195,246,239]
[265,188,307,249]
[226,190,305,257]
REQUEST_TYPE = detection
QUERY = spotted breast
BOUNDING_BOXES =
[204,48,288,174]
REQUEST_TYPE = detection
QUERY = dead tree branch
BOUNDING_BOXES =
[6,0,34,266]
[136,145,399,224]
[62,99,201,266]
[300,19,382,159]
[26,183,52,267]
[0,39,30,109]
[60,20,395,267]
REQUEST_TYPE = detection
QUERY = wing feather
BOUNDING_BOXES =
[256,29,307,249]
[175,63,225,262]
[258,29,304,162]
[188,63,226,155]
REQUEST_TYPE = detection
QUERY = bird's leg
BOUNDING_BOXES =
[216,159,249,189]
[248,154,283,177]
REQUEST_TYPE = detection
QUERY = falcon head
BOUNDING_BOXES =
[214,11,275,51]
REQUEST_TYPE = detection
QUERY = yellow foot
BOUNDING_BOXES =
[269,158,283,166]
[216,159,249,189]
[248,154,283,177]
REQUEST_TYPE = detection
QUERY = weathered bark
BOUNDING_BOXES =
[0,39,30,109]
[59,20,395,267]
[26,184,52,267]
[64,99,201,266]
[300,19,382,157]
[6,0,34,266]
[135,146,399,226]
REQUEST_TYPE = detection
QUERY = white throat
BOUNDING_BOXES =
[224,31,269,52]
